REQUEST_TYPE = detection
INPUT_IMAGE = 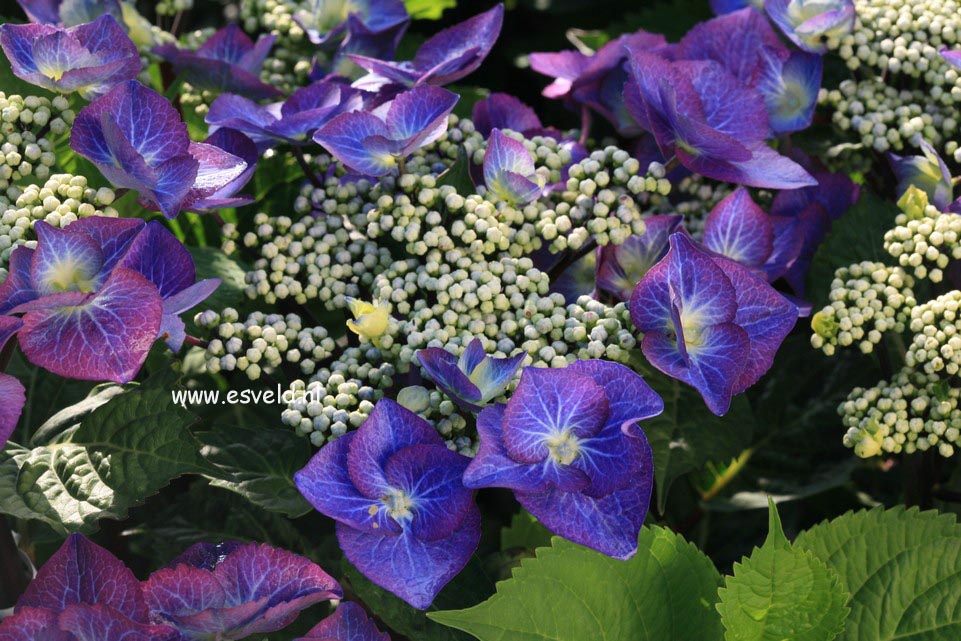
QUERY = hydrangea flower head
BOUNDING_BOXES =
[16,0,122,26]
[624,49,815,189]
[143,542,341,640]
[888,140,953,212]
[483,129,543,205]
[154,25,280,99]
[630,233,798,415]
[0,316,25,450]
[765,0,855,53]
[349,4,503,88]
[675,8,823,134]
[463,360,662,559]
[207,81,363,149]
[313,85,458,176]
[0,534,178,641]
[0,15,140,100]
[0,217,219,382]
[596,214,683,300]
[417,338,526,412]
[70,81,250,218]
[294,399,481,609]
[702,188,805,282]
[296,602,391,641]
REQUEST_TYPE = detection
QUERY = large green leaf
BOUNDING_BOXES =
[796,507,961,641]
[430,527,724,641]
[717,500,848,641]
[0,388,208,535]
[643,372,755,511]
[198,424,313,518]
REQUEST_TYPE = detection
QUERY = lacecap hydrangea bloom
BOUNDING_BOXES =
[206,80,363,149]
[0,15,140,100]
[313,85,458,177]
[70,80,251,218]
[482,129,544,205]
[143,541,342,640]
[463,360,662,559]
[766,0,856,53]
[596,214,683,301]
[294,399,481,609]
[15,0,122,26]
[630,233,798,415]
[349,4,503,89]
[154,24,280,99]
[0,534,178,641]
[0,217,219,383]
[416,337,526,412]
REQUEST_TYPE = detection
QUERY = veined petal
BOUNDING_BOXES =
[702,188,774,268]
[336,509,480,610]
[30,221,104,296]
[296,602,391,641]
[18,267,163,383]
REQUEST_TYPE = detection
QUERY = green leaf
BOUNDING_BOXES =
[188,246,248,314]
[430,526,724,641]
[806,190,899,302]
[436,145,477,195]
[716,499,849,641]
[198,424,313,518]
[643,372,755,511]
[405,0,457,19]
[29,384,130,446]
[0,388,209,535]
[500,511,553,552]
[796,507,961,641]
[344,554,495,641]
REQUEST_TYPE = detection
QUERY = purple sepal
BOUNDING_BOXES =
[703,188,774,269]
[337,510,480,611]
[294,0,409,50]
[154,25,280,99]
[676,8,786,87]
[16,0,123,26]
[529,50,589,99]
[516,427,653,560]
[417,339,525,412]
[625,50,816,189]
[186,128,258,212]
[314,85,458,176]
[0,16,141,100]
[207,82,362,148]
[0,247,38,314]
[941,47,961,70]
[0,371,26,451]
[349,4,503,87]
[17,534,150,622]
[57,605,179,641]
[710,0,762,14]
[463,361,661,557]
[471,93,543,137]
[143,542,342,640]
[758,48,823,134]
[296,602,391,641]
[295,399,480,609]
[0,608,70,641]
[596,215,683,300]
[17,267,163,384]
[483,129,541,205]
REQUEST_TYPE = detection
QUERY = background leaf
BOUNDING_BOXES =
[644,372,755,512]
[431,526,724,641]
[198,424,313,518]
[716,500,848,641]
[0,388,208,535]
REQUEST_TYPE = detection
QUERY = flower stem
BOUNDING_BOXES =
[293,148,325,190]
